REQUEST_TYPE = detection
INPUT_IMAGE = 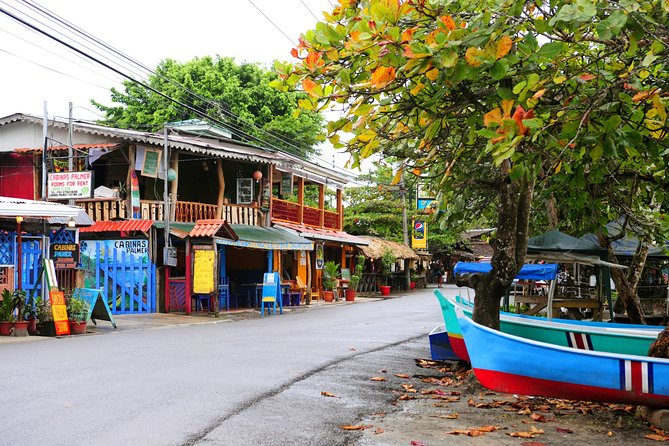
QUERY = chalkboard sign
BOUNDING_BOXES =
[72,288,117,328]
[280,173,293,195]
[141,148,162,178]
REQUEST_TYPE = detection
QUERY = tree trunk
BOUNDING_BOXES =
[465,161,535,330]
[545,194,559,230]
[600,234,648,325]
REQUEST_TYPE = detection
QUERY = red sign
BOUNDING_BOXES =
[50,291,70,336]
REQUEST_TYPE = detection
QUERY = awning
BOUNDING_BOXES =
[48,209,94,226]
[273,222,369,246]
[357,236,418,260]
[454,262,559,281]
[152,221,195,239]
[0,196,81,218]
[189,219,238,239]
[216,225,313,251]
[80,220,154,233]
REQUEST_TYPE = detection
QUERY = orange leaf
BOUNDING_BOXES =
[579,73,596,81]
[305,51,323,69]
[484,108,502,127]
[321,391,338,398]
[339,425,372,430]
[502,99,514,118]
[401,28,414,42]
[374,427,384,434]
[440,15,456,30]
[395,373,412,378]
[402,384,416,392]
[533,89,546,99]
[371,376,387,381]
[302,78,320,98]
[509,431,535,438]
[426,68,439,81]
[512,105,529,135]
[290,48,299,58]
[632,90,656,102]
[645,434,669,441]
[370,66,396,89]
[496,35,513,59]
[465,47,484,67]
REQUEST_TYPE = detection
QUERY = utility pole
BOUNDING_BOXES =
[68,102,74,206]
[399,166,411,290]
[42,101,48,200]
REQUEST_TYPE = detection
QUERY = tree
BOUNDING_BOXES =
[278,0,669,329]
[93,56,324,157]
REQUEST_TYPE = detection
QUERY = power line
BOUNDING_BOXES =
[247,0,297,46]
[298,0,320,21]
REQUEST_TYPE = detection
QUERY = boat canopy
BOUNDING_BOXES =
[453,262,558,281]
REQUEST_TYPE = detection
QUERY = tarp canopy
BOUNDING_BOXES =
[580,220,669,257]
[453,262,559,281]
[527,230,603,253]
[215,225,313,251]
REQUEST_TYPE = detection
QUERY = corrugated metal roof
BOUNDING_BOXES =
[48,209,94,226]
[16,143,118,153]
[79,220,154,233]
[216,225,313,251]
[0,196,82,218]
[189,219,237,239]
[273,222,369,246]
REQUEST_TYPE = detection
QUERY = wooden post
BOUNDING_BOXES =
[216,159,225,219]
[164,266,170,313]
[268,166,274,226]
[297,176,305,225]
[170,152,179,221]
[337,188,343,230]
[185,238,192,314]
[319,184,325,228]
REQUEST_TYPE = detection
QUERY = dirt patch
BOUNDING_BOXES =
[354,359,663,446]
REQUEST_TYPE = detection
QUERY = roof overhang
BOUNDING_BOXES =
[273,222,369,246]
[215,225,313,251]
[0,196,81,218]
[79,220,154,233]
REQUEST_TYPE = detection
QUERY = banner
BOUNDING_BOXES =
[412,220,427,249]
[47,171,93,199]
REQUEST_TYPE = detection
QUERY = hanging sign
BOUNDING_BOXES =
[280,173,293,196]
[49,243,79,269]
[49,291,70,336]
[140,147,162,178]
[47,171,93,199]
[412,220,427,249]
[315,243,324,270]
[130,170,141,219]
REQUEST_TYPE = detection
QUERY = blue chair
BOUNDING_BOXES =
[192,294,211,312]
[218,277,230,311]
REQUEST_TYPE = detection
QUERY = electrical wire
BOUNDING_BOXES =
[246,0,298,46]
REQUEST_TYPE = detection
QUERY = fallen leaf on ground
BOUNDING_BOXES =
[431,413,458,419]
[374,427,384,435]
[321,391,338,398]
[510,432,536,438]
[520,442,548,446]
[530,413,546,422]
[349,347,356,351]
[448,426,499,437]
[410,441,428,446]
[399,394,416,401]
[395,373,411,379]
[370,377,387,381]
[645,434,669,441]
[339,425,372,430]
[556,427,573,434]
[402,384,417,392]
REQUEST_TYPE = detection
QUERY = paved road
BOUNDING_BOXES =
[1,286,450,445]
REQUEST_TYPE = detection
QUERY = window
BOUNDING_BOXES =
[236,178,254,204]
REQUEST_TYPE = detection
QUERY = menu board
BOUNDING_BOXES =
[193,246,216,294]
[140,148,162,178]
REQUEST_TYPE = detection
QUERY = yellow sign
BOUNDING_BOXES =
[411,220,428,250]
[50,291,70,336]
[193,248,216,294]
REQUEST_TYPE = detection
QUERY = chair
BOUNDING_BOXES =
[192,294,211,312]
[290,276,308,306]
[218,277,230,311]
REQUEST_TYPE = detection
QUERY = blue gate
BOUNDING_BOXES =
[82,240,156,314]
[18,237,42,297]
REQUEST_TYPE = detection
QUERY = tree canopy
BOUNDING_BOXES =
[93,56,324,157]
[278,0,669,327]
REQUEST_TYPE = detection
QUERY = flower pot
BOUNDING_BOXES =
[68,320,87,335]
[0,321,13,336]
[379,285,391,296]
[323,291,334,302]
[13,320,29,337]
[27,317,37,334]
[36,322,57,337]
[410,281,416,289]
[345,289,356,302]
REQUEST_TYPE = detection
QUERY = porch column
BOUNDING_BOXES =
[319,184,325,228]
[170,152,179,221]
[216,158,225,220]
[185,238,192,314]
[337,189,343,230]
[297,176,305,225]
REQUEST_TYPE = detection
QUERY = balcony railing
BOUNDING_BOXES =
[271,198,341,230]
[77,198,264,225]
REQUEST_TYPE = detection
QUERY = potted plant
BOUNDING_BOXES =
[379,249,396,296]
[24,294,37,334]
[322,261,340,302]
[346,255,365,302]
[0,289,15,336]
[36,297,56,337]
[409,269,418,290]
[12,289,29,337]
[67,296,90,335]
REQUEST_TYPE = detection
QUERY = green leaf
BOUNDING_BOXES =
[513,80,527,95]
[490,59,509,80]
[537,42,564,59]
[603,115,621,132]
[522,118,543,129]
[590,144,603,161]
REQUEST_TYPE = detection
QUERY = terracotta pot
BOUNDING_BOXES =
[13,320,29,337]
[0,321,13,336]
[27,317,37,334]
[345,290,356,302]
[36,322,57,337]
[410,281,416,289]
[323,291,334,302]
[68,320,87,335]
[379,285,391,296]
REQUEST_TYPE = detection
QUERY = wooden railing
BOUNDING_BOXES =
[271,198,342,230]
[77,198,264,225]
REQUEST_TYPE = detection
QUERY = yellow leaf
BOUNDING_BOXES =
[554,75,566,84]
[390,169,403,186]
[501,99,514,118]
[370,66,396,89]
[533,89,546,98]
[495,35,513,59]
[555,161,562,173]
[410,82,425,95]
[483,108,502,127]
[426,68,439,81]
[370,376,387,381]
[465,47,484,67]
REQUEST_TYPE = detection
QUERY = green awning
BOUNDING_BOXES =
[215,225,313,251]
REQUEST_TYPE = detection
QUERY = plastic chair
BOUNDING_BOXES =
[192,294,211,312]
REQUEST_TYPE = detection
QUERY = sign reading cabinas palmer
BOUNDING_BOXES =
[113,239,149,255]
